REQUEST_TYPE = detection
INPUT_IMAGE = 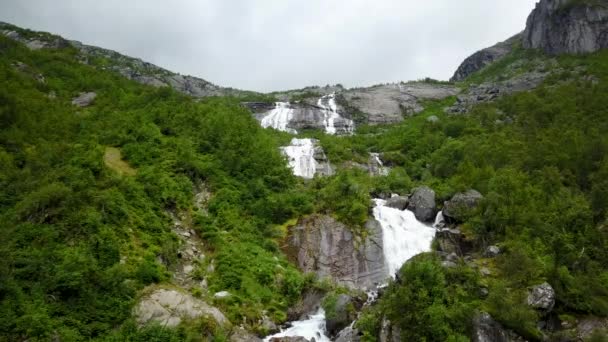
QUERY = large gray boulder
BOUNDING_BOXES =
[527,282,556,312]
[284,215,387,289]
[133,288,229,328]
[442,190,483,223]
[451,34,521,82]
[472,312,521,342]
[335,325,361,342]
[407,186,437,222]
[523,0,608,55]
[385,196,409,210]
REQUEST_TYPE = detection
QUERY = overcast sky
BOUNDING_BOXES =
[1,0,538,92]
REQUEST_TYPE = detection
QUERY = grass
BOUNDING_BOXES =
[104,147,137,176]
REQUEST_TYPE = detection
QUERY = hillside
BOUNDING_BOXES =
[1,0,608,341]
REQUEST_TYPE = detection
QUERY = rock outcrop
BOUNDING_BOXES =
[133,288,228,328]
[523,0,608,55]
[442,190,483,223]
[527,282,556,312]
[472,312,522,342]
[407,186,437,222]
[71,92,97,107]
[451,34,522,82]
[284,215,387,289]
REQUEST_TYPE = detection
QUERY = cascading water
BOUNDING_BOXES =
[261,102,297,134]
[317,93,354,135]
[372,199,437,276]
[263,309,331,342]
[370,152,390,176]
[281,138,317,179]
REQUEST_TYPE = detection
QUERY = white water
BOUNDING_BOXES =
[263,308,331,342]
[317,93,354,135]
[281,138,318,179]
[261,102,297,134]
[433,211,445,228]
[372,199,437,276]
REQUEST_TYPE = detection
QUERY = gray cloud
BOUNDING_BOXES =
[1,0,537,92]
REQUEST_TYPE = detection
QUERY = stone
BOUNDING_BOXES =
[335,325,361,342]
[133,288,228,328]
[485,245,501,257]
[260,315,279,334]
[269,337,310,342]
[368,153,390,176]
[527,282,556,312]
[442,190,483,223]
[230,327,263,342]
[287,290,325,321]
[284,215,387,289]
[325,294,355,336]
[384,196,409,211]
[472,312,520,342]
[577,317,608,340]
[379,317,401,342]
[71,92,97,107]
[480,267,492,277]
[451,34,522,82]
[407,186,437,222]
[214,291,231,299]
[523,0,608,55]
[426,115,440,123]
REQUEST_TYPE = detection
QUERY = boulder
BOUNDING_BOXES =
[284,215,387,289]
[435,228,471,255]
[407,186,437,222]
[230,327,263,342]
[442,190,483,223]
[269,337,310,342]
[527,282,556,312]
[287,290,325,321]
[523,0,608,55]
[335,325,361,342]
[384,196,409,211]
[71,92,97,107]
[133,288,228,328]
[485,245,501,258]
[325,294,355,336]
[472,312,521,342]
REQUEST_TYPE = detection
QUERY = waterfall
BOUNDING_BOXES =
[263,308,331,342]
[281,138,318,179]
[261,102,297,134]
[372,199,437,276]
[318,93,354,135]
[370,152,390,176]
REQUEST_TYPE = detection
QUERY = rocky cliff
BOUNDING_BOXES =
[451,34,522,82]
[523,0,608,54]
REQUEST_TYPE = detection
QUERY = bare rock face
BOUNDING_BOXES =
[133,288,228,328]
[523,0,608,55]
[407,186,437,222]
[451,34,522,82]
[341,83,459,125]
[284,215,387,289]
[527,282,556,312]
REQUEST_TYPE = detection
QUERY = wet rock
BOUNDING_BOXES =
[451,34,521,82]
[523,0,608,55]
[287,290,324,321]
[472,312,521,342]
[133,288,228,328]
[527,282,555,312]
[442,190,483,223]
[407,186,437,222]
[384,196,409,211]
[368,153,390,176]
[379,317,401,342]
[269,337,310,342]
[326,294,356,336]
[71,92,97,107]
[284,215,387,289]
